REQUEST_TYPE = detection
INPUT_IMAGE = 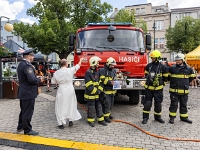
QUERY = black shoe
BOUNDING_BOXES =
[169,118,175,124]
[88,122,95,127]
[104,117,111,123]
[98,121,107,126]
[181,118,192,124]
[69,121,73,127]
[155,118,165,123]
[24,130,39,135]
[17,128,23,132]
[142,118,148,124]
[109,115,114,120]
[57,125,64,129]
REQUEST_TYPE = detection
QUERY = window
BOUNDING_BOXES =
[179,13,190,19]
[141,7,145,13]
[155,20,164,30]
[7,36,13,41]
[136,8,140,13]
[156,9,161,13]
[155,38,159,48]
[160,38,164,43]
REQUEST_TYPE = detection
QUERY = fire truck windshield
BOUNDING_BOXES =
[77,29,144,51]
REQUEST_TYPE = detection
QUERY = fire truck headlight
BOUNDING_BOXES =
[140,81,145,86]
[74,81,81,87]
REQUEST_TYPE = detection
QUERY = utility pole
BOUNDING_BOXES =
[152,20,156,50]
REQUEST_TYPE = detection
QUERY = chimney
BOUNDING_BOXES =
[166,3,168,7]
[114,8,118,12]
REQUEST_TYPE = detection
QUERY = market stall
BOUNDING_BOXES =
[1,40,24,99]
[185,45,200,72]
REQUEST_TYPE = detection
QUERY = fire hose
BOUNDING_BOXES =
[12,80,200,142]
[77,102,200,142]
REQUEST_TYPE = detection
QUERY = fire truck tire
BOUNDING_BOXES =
[129,90,140,104]
[75,90,86,104]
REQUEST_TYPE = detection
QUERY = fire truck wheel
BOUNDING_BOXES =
[129,90,140,105]
[75,90,86,104]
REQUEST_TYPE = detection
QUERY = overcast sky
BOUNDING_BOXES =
[1,0,200,24]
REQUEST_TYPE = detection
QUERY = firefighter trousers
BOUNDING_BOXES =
[100,94,114,118]
[143,89,163,119]
[87,100,104,123]
[169,93,188,119]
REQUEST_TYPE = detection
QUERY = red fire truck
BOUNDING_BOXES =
[69,22,151,104]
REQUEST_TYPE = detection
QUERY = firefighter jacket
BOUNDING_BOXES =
[168,63,195,95]
[84,68,101,101]
[99,65,117,95]
[144,61,168,90]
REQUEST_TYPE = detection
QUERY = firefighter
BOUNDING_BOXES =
[168,53,195,124]
[99,57,117,123]
[84,56,107,127]
[142,50,168,124]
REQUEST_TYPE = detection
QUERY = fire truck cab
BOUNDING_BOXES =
[69,22,151,104]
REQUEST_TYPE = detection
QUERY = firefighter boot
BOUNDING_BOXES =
[98,121,107,126]
[155,118,165,123]
[181,118,192,124]
[142,118,148,124]
[104,117,111,123]
[109,115,114,120]
[169,117,175,124]
[88,122,95,127]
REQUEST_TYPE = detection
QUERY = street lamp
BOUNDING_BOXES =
[0,16,14,99]
[152,20,156,50]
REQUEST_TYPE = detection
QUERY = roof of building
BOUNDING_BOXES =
[125,3,152,7]
[171,7,200,12]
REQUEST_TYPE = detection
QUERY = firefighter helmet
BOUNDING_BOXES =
[89,56,101,67]
[175,53,185,62]
[149,50,162,59]
[106,57,117,65]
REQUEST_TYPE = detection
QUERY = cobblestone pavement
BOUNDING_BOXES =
[0,84,200,150]
[0,145,25,150]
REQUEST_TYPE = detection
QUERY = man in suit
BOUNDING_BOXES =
[17,49,43,135]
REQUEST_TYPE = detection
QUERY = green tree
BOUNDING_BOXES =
[13,0,112,59]
[114,9,147,33]
[165,16,200,54]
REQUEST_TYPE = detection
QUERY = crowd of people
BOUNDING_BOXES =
[16,49,198,135]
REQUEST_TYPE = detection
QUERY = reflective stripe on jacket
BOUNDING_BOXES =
[84,68,100,101]
[168,63,195,95]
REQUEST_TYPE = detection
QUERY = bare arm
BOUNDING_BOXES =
[78,58,84,66]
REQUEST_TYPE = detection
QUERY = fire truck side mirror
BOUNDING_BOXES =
[146,34,151,45]
[146,45,151,51]
[69,34,75,46]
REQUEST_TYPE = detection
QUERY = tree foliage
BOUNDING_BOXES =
[114,9,147,33]
[165,16,200,54]
[13,0,112,59]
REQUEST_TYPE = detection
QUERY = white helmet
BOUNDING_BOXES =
[175,53,185,62]
[106,57,117,65]
[89,56,101,67]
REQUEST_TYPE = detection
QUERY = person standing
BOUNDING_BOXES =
[191,66,197,88]
[99,57,117,123]
[51,58,84,129]
[168,53,195,124]
[17,49,43,135]
[84,56,107,127]
[142,50,168,124]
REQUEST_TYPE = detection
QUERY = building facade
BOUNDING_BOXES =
[110,3,171,62]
